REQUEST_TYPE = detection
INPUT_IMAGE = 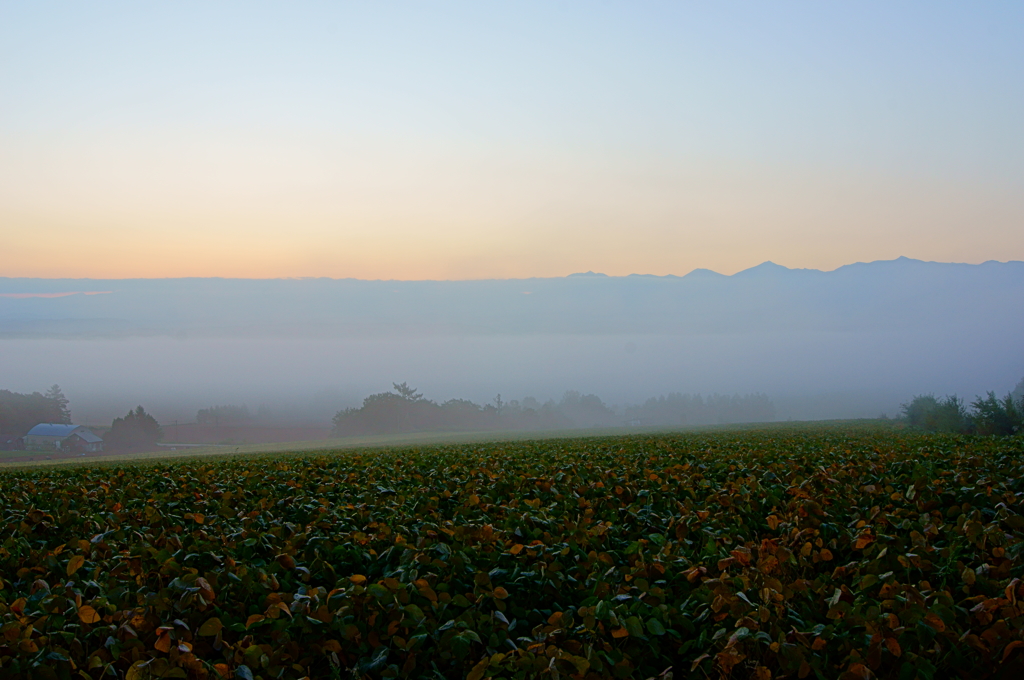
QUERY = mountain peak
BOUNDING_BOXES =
[732,261,793,277]
[683,268,726,279]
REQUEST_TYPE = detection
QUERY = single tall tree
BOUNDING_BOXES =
[45,384,71,424]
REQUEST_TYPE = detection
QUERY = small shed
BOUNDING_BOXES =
[66,429,104,453]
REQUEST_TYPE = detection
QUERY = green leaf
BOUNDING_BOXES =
[624,616,645,638]
[645,618,666,636]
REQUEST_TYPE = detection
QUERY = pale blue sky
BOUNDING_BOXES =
[2,2,1022,278]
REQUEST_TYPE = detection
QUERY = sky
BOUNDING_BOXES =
[2,2,1022,280]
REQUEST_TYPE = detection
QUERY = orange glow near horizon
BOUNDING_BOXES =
[3,133,1021,280]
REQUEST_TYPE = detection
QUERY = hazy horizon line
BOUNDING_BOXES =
[3,255,1022,285]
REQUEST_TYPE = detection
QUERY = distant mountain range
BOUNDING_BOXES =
[2,257,1023,338]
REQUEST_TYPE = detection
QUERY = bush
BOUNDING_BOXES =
[971,391,1023,436]
[900,394,971,433]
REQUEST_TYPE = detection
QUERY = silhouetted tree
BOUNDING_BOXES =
[392,382,425,402]
[106,406,163,452]
[901,395,971,433]
[0,387,72,435]
[971,392,1021,436]
[44,385,71,424]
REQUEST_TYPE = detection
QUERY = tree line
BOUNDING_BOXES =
[332,383,777,437]
[0,385,71,435]
[901,377,1024,435]
[0,385,163,452]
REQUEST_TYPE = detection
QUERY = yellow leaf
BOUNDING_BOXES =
[126,660,149,680]
[67,554,85,576]
[78,605,101,624]
[349,574,367,585]
[198,617,223,636]
[467,658,489,680]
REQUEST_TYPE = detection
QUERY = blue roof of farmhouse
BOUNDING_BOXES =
[26,423,82,437]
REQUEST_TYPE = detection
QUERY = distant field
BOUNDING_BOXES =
[0,423,1022,679]
[0,421,866,470]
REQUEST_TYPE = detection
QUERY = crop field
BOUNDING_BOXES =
[0,424,1022,680]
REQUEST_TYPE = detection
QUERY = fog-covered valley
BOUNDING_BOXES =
[2,257,1022,429]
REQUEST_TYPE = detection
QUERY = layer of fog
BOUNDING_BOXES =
[2,327,1020,428]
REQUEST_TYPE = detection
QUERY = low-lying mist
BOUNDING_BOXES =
[2,257,1022,432]
[0,329,1017,428]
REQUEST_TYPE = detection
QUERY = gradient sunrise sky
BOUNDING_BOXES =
[2,2,1022,280]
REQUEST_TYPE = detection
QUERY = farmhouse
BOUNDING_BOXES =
[24,424,104,453]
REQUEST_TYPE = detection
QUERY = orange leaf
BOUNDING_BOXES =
[78,605,101,624]
[766,515,780,530]
[67,554,85,576]
[924,612,945,632]
[509,544,524,555]
[493,586,509,599]
[819,549,833,561]
[213,664,230,678]
[154,634,172,653]
[245,614,265,629]
[854,534,874,550]
[886,637,901,657]
[1003,640,1024,662]
[349,574,367,585]
[611,627,629,638]
[196,577,215,602]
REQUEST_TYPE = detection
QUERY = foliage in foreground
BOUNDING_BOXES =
[1,425,1023,679]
